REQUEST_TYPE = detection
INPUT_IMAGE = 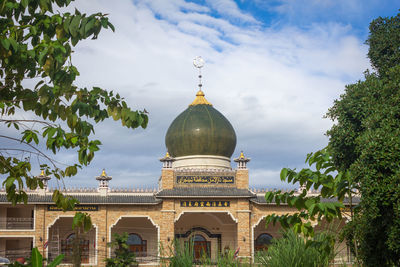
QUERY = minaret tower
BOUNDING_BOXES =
[36,170,51,195]
[160,151,174,169]
[234,151,250,169]
[96,169,112,196]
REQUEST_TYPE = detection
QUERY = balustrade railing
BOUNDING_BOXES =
[0,217,34,229]
[5,249,31,262]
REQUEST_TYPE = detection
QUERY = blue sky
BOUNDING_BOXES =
[2,0,399,190]
[232,0,397,38]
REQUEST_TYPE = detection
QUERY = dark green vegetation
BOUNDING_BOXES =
[7,247,64,267]
[106,233,137,267]
[164,240,244,267]
[256,230,335,267]
[326,12,400,267]
[0,0,147,207]
[264,11,400,267]
[166,104,236,158]
[1,0,147,265]
[264,148,348,237]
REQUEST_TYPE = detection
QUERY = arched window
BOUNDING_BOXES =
[127,233,142,245]
[193,234,206,242]
[65,233,74,242]
[255,233,273,252]
[127,233,147,257]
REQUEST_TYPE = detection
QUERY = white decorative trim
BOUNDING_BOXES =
[174,210,238,223]
[108,215,160,263]
[33,205,36,231]
[46,215,98,266]
[0,229,36,232]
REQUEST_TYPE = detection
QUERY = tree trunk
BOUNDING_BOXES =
[72,227,82,267]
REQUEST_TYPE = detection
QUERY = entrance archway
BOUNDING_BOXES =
[175,212,237,261]
[47,217,97,265]
[110,216,158,263]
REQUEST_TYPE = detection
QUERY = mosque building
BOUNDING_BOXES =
[0,59,354,266]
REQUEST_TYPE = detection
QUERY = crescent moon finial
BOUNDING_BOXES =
[193,56,205,91]
[193,56,205,69]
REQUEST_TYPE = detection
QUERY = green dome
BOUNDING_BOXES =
[165,91,237,158]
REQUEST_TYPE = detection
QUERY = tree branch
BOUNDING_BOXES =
[0,119,57,127]
[0,135,58,168]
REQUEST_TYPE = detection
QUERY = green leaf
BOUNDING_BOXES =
[107,21,115,32]
[8,37,18,52]
[72,212,83,229]
[48,254,64,267]
[21,0,29,8]
[280,168,288,181]
[5,177,15,190]
[0,39,10,50]
[65,165,77,176]
[38,47,49,65]
[71,136,78,144]
[84,18,95,36]
[31,247,43,267]
[69,15,81,37]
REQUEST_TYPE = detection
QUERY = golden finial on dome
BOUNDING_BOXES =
[165,151,170,158]
[101,169,107,177]
[189,90,212,106]
[240,151,245,159]
[40,169,45,176]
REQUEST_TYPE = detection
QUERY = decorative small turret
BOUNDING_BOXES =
[234,151,250,169]
[160,152,175,169]
[96,169,112,196]
[36,170,51,194]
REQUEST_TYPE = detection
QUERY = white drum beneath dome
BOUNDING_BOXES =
[172,155,232,170]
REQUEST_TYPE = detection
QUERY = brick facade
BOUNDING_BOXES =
[0,166,301,266]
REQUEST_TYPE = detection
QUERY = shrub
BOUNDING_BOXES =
[256,230,335,267]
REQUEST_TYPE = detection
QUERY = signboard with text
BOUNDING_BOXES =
[180,200,230,207]
[176,175,234,184]
[47,205,99,212]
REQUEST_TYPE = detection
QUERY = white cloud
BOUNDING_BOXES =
[205,0,259,24]
[1,0,370,189]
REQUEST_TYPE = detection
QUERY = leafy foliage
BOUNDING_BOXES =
[7,247,64,267]
[165,241,244,267]
[105,233,137,267]
[0,0,147,212]
[167,240,194,267]
[266,12,400,266]
[327,50,400,267]
[366,13,400,75]
[264,148,353,238]
[255,230,335,267]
